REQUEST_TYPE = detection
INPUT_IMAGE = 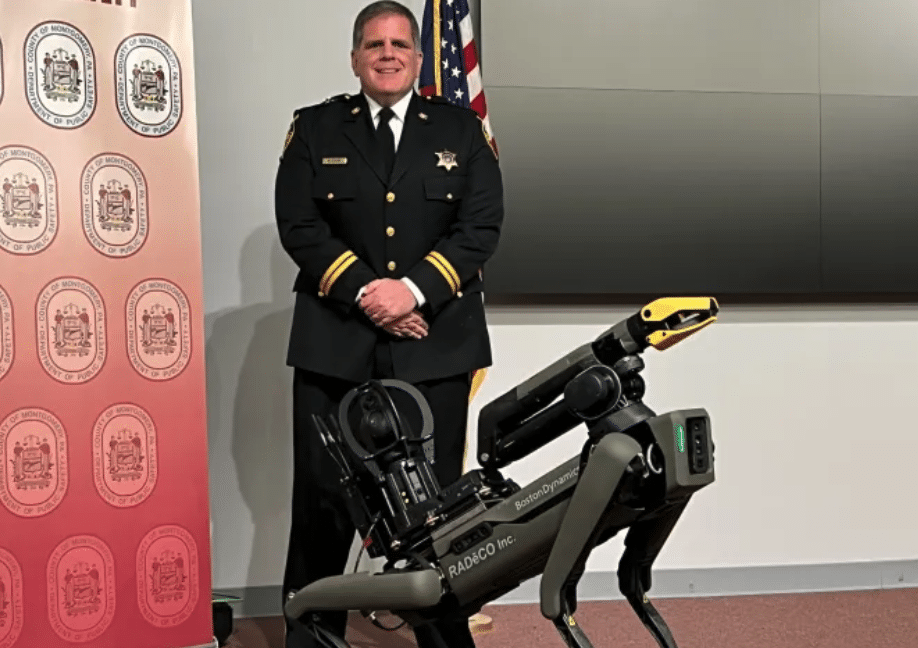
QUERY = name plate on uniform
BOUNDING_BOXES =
[322,157,348,165]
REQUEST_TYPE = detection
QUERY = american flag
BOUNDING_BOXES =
[419,0,497,156]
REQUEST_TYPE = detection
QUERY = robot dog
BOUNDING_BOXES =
[285,297,719,648]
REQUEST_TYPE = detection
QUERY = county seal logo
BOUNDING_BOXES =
[0,146,58,255]
[137,526,198,627]
[0,547,24,648]
[115,34,182,137]
[126,279,191,380]
[36,277,107,384]
[24,22,97,129]
[81,153,149,258]
[0,408,68,518]
[92,403,157,508]
[47,536,116,643]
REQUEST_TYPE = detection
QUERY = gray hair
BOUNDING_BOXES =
[352,1,421,51]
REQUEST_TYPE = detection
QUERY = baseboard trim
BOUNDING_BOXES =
[220,559,918,618]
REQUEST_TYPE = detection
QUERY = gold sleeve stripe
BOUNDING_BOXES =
[320,251,356,294]
[323,254,358,294]
[425,253,459,294]
[430,252,460,287]
[322,254,357,294]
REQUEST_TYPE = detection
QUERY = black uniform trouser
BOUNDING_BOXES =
[283,345,476,648]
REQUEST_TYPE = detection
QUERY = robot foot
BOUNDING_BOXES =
[618,562,678,648]
[550,600,597,648]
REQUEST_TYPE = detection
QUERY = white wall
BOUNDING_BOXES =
[191,0,918,592]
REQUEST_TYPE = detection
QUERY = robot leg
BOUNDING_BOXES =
[617,501,689,648]
[284,569,444,648]
[539,432,644,646]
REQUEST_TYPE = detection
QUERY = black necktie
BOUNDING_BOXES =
[377,107,396,180]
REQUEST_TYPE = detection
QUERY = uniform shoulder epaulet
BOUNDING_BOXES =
[298,93,356,117]
[320,93,356,106]
[423,93,451,104]
[423,94,472,111]
[423,95,482,125]
[283,95,351,155]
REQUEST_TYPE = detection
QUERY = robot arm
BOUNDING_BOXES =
[478,297,719,471]
[476,342,600,472]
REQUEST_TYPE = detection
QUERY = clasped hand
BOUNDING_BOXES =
[359,279,428,339]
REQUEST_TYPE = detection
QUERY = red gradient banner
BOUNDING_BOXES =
[0,2,213,647]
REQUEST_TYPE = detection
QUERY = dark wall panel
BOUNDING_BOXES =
[820,96,918,292]
[477,0,918,297]
[484,87,821,295]
[482,0,819,94]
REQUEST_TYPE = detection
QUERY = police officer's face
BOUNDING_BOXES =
[351,13,422,107]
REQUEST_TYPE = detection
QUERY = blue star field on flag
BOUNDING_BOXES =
[420,0,471,107]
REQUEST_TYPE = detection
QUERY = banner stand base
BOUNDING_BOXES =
[185,640,219,648]
[213,591,241,646]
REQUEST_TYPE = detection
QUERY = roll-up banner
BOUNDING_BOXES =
[0,1,214,647]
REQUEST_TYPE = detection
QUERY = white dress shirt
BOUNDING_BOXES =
[364,91,412,151]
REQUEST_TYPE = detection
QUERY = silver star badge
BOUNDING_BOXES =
[435,150,459,172]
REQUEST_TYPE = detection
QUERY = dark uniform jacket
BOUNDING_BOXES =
[274,92,504,383]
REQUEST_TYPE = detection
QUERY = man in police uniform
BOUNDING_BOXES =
[274,2,503,647]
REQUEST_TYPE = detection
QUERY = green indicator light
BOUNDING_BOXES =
[675,424,686,453]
